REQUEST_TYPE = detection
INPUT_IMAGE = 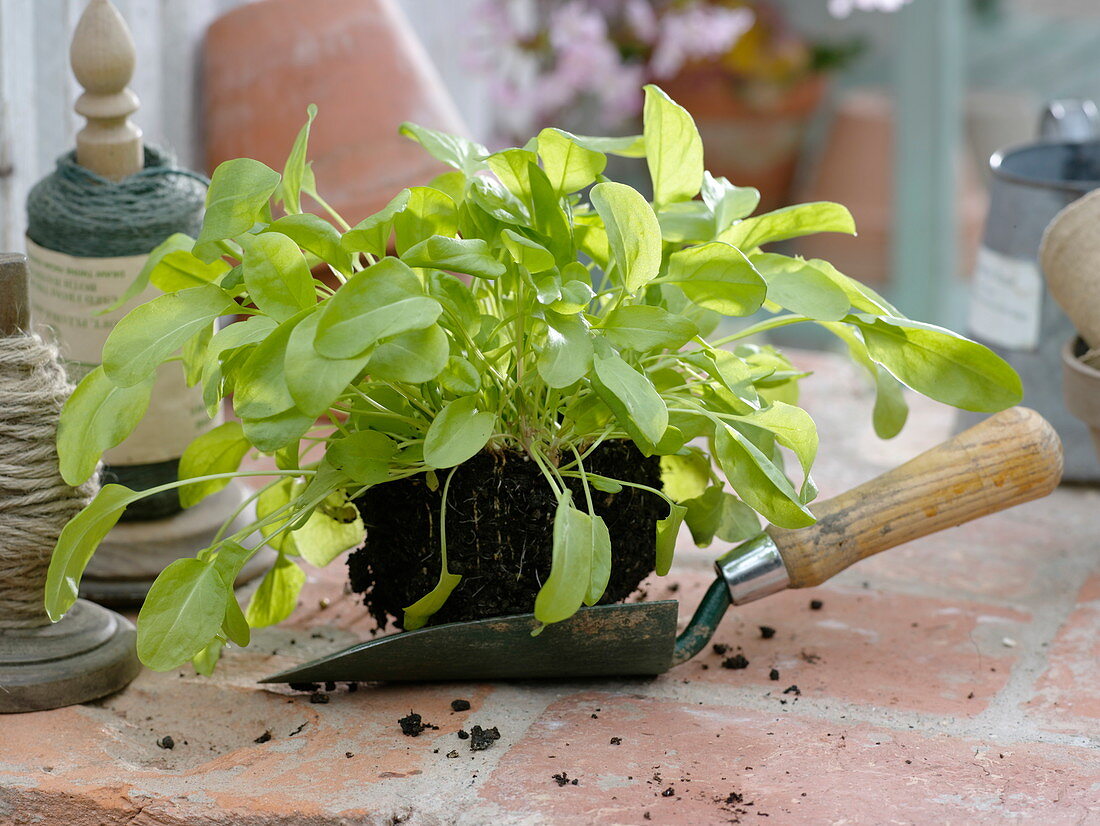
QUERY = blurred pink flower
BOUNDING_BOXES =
[650,4,755,79]
[828,0,912,17]
[548,1,609,51]
[468,0,758,136]
[624,0,659,43]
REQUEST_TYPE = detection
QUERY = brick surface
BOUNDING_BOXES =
[3,351,1099,825]
[640,571,1028,716]
[479,693,1100,825]
[0,668,502,825]
[1025,573,1100,735]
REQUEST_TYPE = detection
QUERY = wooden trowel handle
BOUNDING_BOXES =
[768,407,1063,589]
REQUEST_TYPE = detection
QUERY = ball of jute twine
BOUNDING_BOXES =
[0,334,97,629]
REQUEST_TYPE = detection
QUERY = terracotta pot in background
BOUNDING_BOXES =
[661,67,827,213]
[793,88,986,286]
[203,0,467,226]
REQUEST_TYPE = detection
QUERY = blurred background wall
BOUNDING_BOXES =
[3,0,1100,323]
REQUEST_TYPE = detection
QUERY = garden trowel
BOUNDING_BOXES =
[262,407,1062,684]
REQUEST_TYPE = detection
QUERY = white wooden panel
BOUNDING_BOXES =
[116,0,165,150]
[0,0,40,252]
[404,0,493,142]
[31,0,78,176]
[0,0,490,253]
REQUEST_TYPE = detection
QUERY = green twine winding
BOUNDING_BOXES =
[26,145,208,258]
[25,146,209,522]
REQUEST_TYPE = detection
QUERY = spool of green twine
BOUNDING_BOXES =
[26,146,208,520]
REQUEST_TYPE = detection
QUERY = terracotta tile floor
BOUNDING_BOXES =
[2,352,1098,825]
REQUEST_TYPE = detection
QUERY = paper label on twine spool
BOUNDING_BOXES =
[24,237,216,465]
[967,245,1043,352]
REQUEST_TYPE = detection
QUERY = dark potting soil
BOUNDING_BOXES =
[469,725,501,751]
[398,712,438,737]
[349,441,664,628]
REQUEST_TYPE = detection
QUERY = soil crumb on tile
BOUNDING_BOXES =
[398,712,438,737]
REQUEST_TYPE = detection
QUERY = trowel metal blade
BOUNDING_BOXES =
[259,601,680,684]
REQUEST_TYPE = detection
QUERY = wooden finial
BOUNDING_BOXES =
[0,253,30,336]
[70,0,143,181]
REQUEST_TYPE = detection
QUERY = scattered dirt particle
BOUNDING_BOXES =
[324,681,337,692]
[667,582,680,593]
[759,625,776,639]
[451,699,471,712]
[552,771,579,786]
[446,750,459,758]
[967,691,975,699]
[661,787,675,797]
[610,737,622,745]
[809,599,823,610]
[289,682,319,693]
[310,692,330,704]
[783,685,801,696]
[591,713,598,719]
[157,736,174,750]
[288,722,307,737]
[469,725,501,751]
[345,752,354,758]
[254,730,272,744]
[347,682,359,692]
[769,668,780,681]
[712,643,730,655]
[457,729,470,740]
[398,713,438,737]
[800,650,821,664]
[722,654,750,670]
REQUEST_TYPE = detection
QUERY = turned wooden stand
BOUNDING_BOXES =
[0,254,140,713]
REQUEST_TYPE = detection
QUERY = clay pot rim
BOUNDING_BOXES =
[1062,336,1100,380]
[1062,336,1100,464]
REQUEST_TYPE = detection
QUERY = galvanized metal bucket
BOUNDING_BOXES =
[962,102,1100,482]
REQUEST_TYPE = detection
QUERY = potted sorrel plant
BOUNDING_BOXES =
[45,86,1021,675]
